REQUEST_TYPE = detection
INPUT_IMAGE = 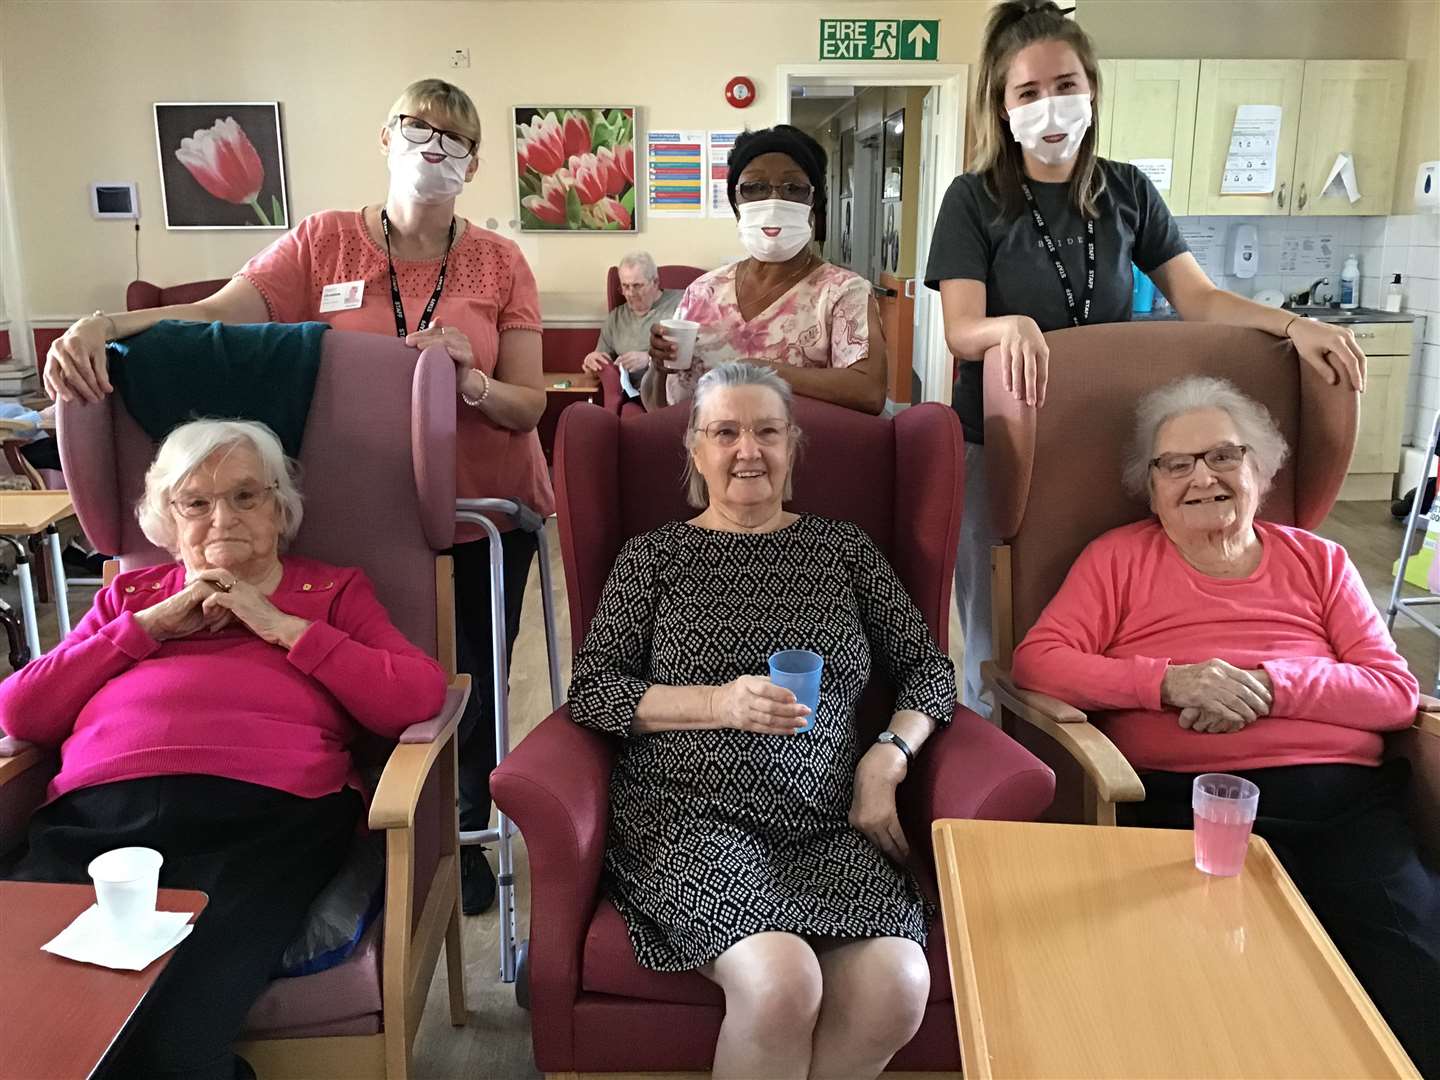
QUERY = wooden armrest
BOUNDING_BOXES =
[0,742,48,787]
[982,660,1087,724]
[369,675,468,831]
[1418,694,1440,715]
[1412,711,1440,739]
[982,661,1145,806]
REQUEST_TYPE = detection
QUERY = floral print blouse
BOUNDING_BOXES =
[664,260,871,405]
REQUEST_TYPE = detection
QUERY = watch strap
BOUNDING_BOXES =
[878,731,914,766]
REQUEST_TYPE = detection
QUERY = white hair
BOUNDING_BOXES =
[618,250,658,282]
[681,362,803,509]
[1122,376,1289,501]
[137,419,303,554]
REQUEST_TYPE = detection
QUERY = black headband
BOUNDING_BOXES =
[725,127,828,231]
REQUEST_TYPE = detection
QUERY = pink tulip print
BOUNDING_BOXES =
[514,107,636,231]
[157,104,287,229]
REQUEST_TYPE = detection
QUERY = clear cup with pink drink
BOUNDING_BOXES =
[1192,773,1260,877]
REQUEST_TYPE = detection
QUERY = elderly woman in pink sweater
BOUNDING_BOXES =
[1012,375,1438,1075]
[0,418,445,1080]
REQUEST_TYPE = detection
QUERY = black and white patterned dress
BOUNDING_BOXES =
[569,514,956,972]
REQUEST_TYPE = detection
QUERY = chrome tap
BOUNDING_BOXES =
[1288,278,1332,307]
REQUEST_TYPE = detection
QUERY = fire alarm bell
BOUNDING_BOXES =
[725,77,756,109]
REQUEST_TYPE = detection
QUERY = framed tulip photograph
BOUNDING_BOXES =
[514,106,637,233]
[153,102,289,230]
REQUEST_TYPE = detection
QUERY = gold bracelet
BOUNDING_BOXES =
[92,310,118,341]
[459,369,491,408]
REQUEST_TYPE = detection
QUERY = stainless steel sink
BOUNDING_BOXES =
[1283,305,1386,324]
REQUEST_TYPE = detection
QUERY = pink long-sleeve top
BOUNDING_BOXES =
[1011,519,1419,774]
[0,556,447,803]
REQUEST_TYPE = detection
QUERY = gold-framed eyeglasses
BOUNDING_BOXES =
[171,483,278,519]
[395,114,476,159]
[736,180,814,204]
[696,419,791,448]
[1149,443,1249,480]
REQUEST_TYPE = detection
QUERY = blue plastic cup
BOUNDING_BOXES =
[768,650,823,732]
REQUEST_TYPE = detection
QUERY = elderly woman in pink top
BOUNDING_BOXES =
[42,78,542,916]
[0,419,445,1080]
[643,125,888,415]
[1011,375,1438,1075]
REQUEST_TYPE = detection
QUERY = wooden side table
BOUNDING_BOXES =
[932,818,1418,1079]
[0,881,207,1080]
[0,490,75,664]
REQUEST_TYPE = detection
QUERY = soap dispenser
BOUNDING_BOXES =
[1385,273,1405,313]
[1339,254,1360,310]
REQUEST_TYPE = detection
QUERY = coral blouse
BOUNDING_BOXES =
[240,209,554,541]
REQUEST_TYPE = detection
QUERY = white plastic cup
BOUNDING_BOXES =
[88,846,163,935]
[658,318,700,370]
[1192,774,1259,877]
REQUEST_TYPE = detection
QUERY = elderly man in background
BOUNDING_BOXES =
[583,250,682,402]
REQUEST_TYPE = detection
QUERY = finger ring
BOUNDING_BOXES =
[441,326,449,335]
[216,578,233,593]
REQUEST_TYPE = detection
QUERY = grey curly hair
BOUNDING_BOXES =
[1121,376,1289,501]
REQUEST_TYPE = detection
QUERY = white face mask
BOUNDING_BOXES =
[1007,93,1093,167]
[387,133,470,205]
[737,199,814,263]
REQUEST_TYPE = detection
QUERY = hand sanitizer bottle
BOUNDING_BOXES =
[1385,273,1405,313]
[1339,254,1360,310]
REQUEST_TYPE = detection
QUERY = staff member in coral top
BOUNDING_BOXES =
[43,78,543,918]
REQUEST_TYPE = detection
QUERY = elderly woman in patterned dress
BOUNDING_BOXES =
[568,362,956,1080]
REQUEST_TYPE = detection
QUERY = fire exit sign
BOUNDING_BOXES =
[819,19,939,61]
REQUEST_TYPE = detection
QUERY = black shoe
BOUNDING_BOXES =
[61,543,107,576]
[1394,476,1438,520]
[461,846,496,916]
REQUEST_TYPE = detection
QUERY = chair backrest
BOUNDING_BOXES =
[555,398,963,735]
[55,331,457,658]
[126,278,231,311]
[604,264,707,311]
[985,322,1358,650]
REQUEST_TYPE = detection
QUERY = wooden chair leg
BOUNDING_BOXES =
[445,901,467,1026]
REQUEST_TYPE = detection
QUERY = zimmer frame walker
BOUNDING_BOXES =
[453,498,562,983]
[1386,409,1440,695]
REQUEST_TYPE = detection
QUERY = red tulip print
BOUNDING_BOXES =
[515,107,635,231]
[174,117,272,225]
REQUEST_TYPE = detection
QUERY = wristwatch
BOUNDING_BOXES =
[875,730,914,767]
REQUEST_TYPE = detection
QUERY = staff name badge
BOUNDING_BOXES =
[319,280,365,313]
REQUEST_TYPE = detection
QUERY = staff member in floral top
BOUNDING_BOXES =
[43,78,544,917]
[644,125,889,415]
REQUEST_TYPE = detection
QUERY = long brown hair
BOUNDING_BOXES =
[973,0,1106,220]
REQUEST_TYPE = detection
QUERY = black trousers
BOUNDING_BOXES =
[450,529,537,833]
[18,436,61,471]
[8,775,360,1080]
[1123,761,1440,1077]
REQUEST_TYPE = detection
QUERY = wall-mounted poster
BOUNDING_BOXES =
[515,107,637,232]
[154,103,288,230]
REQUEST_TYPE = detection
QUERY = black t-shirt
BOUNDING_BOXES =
[924,159,1188,442]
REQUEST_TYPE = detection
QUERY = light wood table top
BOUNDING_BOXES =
[932,819,1417,1079]
[542,371,600,393]
[0,881,207,1080]
[0,490,74,533]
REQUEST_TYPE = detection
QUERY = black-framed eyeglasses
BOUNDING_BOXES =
[695,419,791,448]
[395,114,476,159]
[736,180,815,204]
[170,483,278,519]
[1149,443,1249,480]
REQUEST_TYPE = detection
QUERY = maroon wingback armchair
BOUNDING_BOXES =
[491,398,1056,1073]
[125,278,231,311]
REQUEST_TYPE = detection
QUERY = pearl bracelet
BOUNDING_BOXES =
[460,369,491,408]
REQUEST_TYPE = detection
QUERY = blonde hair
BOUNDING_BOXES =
[137,419,303,555]
[388,79,482,146]
[973,0,1106,220]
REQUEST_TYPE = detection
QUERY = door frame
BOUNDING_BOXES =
[777,63,968,405]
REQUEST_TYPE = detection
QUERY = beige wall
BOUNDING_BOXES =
[0,0,985,321]
[1393,0,1440,213]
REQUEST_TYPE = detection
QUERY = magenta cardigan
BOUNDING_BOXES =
[1012,520,1419,774]
[0,556,447,803]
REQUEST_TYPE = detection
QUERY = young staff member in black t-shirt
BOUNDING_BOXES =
[925,0,1366,715]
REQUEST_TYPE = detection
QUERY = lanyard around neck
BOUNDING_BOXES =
[1020,182,1095,328]
[379,208,455,339]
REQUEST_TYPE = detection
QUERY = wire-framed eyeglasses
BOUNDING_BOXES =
[170,483,278,519]
[695,420,791,448]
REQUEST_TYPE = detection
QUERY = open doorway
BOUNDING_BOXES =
[780,65,967,410]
